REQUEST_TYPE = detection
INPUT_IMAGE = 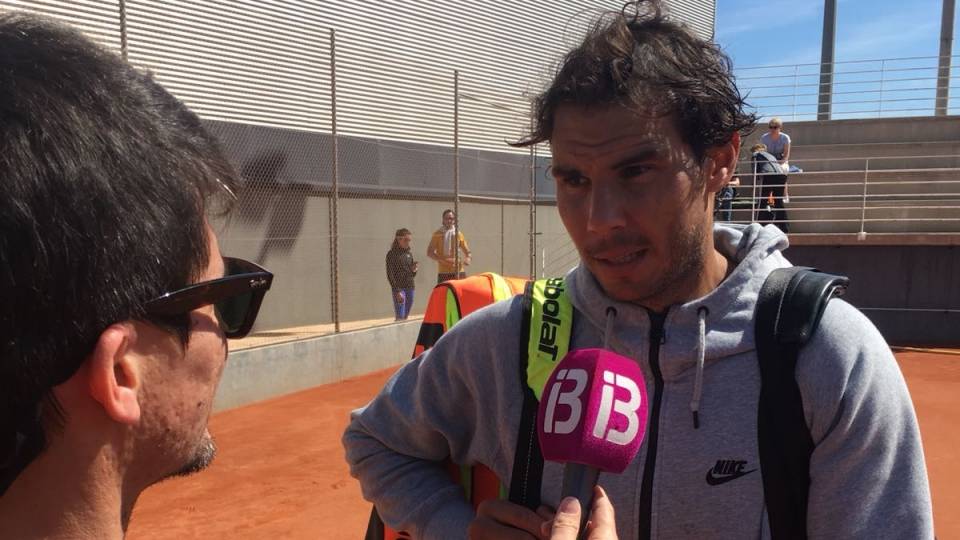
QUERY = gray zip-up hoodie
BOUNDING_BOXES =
[343,223,933,539]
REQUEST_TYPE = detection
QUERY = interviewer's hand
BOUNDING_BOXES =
[543,486,618,540]
[468,499,554,540]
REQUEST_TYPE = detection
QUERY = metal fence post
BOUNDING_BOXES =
[818,0,837,120]
[791,64,799,120]
[529,146,536,280]
[936,0,956,116]
[859,159,869,236]
[500,204,505,276]
[453,70,460,274]
[751,159,759,224]
[878,59,886,117]
[329,28,341,332]
[119,0,128,60]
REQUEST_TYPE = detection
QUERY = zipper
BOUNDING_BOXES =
[638,310,667,540]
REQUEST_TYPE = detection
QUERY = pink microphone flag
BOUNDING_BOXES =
[537,348,648,474]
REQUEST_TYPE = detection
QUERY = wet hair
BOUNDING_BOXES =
[0,13,238,491]
[512,0,756,161]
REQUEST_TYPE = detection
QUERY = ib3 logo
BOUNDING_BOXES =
[542,368,643,445]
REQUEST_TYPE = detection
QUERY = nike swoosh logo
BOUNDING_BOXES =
[705,468,757,486]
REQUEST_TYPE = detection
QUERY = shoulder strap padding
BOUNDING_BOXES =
[526,277,574,400]
[756,266,849,540]
[508,277,576,510]
[508,280,544,510]
[771,268,850,345]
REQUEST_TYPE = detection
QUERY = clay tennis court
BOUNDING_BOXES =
[126,350,959,539]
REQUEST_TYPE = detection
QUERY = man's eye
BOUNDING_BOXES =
[622,165,651,177]
[559,174,588,187]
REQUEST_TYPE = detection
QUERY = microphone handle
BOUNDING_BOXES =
[560,464,601,539]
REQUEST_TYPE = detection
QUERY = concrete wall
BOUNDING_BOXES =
[786,242,959,346]
[765,115,960,147]
[214,320,420,411]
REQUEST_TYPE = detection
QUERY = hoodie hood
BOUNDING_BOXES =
[565,223,790,381]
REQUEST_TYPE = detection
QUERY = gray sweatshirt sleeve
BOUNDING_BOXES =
[798,300,933,539]
[342,298,525,539]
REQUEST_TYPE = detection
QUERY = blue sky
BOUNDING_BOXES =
[716,0,955,68]
[715,0,959,118]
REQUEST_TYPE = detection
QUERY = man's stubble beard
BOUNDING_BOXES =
[171,435,217,478]
[634,218,706,309]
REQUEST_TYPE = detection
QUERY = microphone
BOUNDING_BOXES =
[537,348,648,537]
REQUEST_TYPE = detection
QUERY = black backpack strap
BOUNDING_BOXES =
[508,281,544,509]
[756,267,849,540]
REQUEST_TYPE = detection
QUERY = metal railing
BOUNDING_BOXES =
[735,54,960,121]
[716,153,960,235]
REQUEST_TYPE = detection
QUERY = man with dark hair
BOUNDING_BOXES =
[344,2,932,538]
[0,13,272,538]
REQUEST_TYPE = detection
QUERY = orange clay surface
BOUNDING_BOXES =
[127,351,959,539]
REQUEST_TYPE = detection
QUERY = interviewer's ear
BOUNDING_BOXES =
[87,323,142,425]
[703,132,741,194]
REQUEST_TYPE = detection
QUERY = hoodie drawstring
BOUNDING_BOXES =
[604,305,705,430]
[603,306,617,349]
[690,307,708,429]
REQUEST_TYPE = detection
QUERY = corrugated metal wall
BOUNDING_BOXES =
[666,0,715,39]
[1,0,715,151]
[126,0,332,132]
[0,0,120,47]
[1,0,716,331]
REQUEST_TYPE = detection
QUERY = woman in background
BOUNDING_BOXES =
[385,228,418,320]
[760,117,791,169]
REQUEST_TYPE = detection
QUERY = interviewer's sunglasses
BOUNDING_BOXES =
[145,257,273,339]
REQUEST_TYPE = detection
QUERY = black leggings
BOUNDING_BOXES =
[759,184,789,233]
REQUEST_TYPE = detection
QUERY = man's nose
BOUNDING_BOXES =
[587,180,627,233]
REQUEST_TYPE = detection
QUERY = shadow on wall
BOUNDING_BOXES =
[236,150,309,266]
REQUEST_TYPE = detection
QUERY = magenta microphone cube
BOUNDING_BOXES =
[537,348,648,474]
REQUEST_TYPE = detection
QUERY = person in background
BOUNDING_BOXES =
[760,117,791,171]
[386,228,418,321]
[427,209,471,283]
[0,13,272,539]
[752,143,790,232]
[715,174,740,222]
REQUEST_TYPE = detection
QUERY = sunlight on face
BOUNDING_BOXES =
[549,104,711,307]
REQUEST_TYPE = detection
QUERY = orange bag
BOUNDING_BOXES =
[373,273,528,540]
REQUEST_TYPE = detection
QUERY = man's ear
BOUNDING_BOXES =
[87,324,142,425]
[703,132,741,193]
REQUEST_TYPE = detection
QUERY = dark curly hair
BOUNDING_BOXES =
[512,0,756,161]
